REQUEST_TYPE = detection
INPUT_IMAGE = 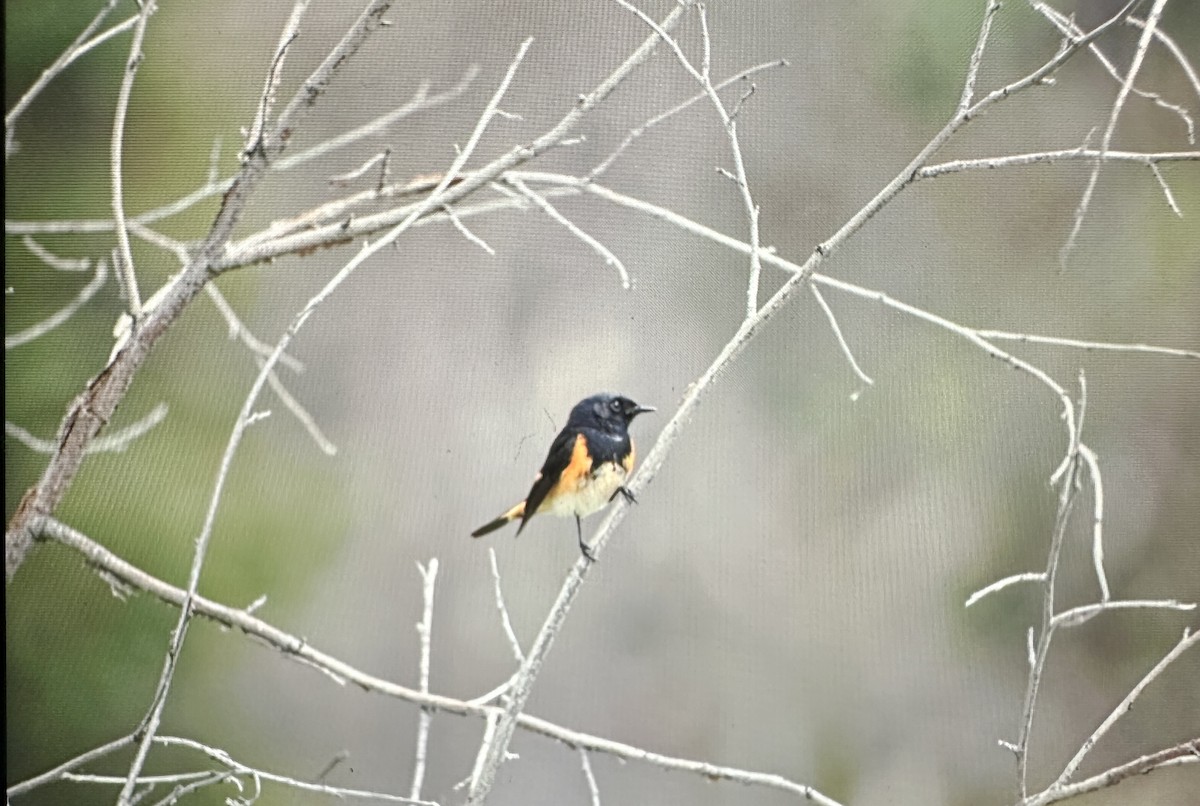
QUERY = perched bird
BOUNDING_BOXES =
[471,392,655,561]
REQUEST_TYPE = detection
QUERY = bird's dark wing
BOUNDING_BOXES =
[518,428,589,534]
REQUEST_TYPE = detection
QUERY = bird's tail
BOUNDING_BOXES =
[471,501,526,538]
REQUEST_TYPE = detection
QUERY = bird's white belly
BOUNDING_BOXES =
[544,461,627,519]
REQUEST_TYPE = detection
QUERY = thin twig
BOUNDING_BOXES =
[1027,738,1200,806]
[579,748,601,806]
[110,0,156,320]
[489,548,525,663]
[810,284,874,396]
[5,0,134,156]
[1077,444,1109,602]
[6,733,135,798]
[918,148,1200,178]
[1035,3,1194,145]
[6,403,168,455]
[21,235,92,271]
[442,203,496,255]
[1060,0,1170,266]
[5,259,108,351]
[965,572,1047,608]
[1015,379,1089,798]
[588,58,788,180]
[958,1,1002,114]
[1052,628,1199,788]
[1125,16,1200,109]
[153,735,435,805]
[1050,599,1195,629]
[409,559,439,802]
[507,176,630,289]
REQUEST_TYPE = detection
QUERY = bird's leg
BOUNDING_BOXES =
[576,515,596,562]
[609,485,637,505]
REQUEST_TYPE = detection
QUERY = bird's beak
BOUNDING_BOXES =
[631,404,656,416]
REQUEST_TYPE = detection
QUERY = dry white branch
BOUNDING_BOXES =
[1013,377,1090,798]
[918,148,1199,178]
[965,572,1047,608]
[5,0,137,157]
[1148,162,1183,216]
[409,559,439,802]
[6,733,135,798]
[152,735,435,805]
[579,748,601,806]
[1059,0,1170,266]
[1050,599,1195,629]
[1036,3,1195,144]
[489,547,525,663]
[588,58,788,179]
[959,1,1001,114]
[507,176,630,289]
[329,149,391,186]
[109,0,156,320]
[1026,738,1200,806]
[442,203,496,254]
[5,259,108,351]
[1126,16,1200,108]
[29,516,836,804]
[1048,629,1199,792]
[6,403,168,455]
[809,284,874,396]
[1077,444,1109,601]
[21,236,92,271]
[4,70,478,241]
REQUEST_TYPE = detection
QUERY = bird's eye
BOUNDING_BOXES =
[610,399,622,411]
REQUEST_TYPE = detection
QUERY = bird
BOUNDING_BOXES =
[471,392,655,561]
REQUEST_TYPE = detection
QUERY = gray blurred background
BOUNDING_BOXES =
[6,1,1199,804]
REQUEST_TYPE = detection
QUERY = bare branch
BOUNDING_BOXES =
[1015,377,1090,798]
[1126,15,1200,109]
[5,0,135,157]
[589,59,788,180]
[244,2,308,158]
[1036,3,1195,145]
[409,559,439,802]
[965,572,1047,608]
[1052,629,1200,788]
[958,1,1002,114]
[579,748,601,806]
[1148,162,1183,216]
[110,0,157,320]
[21,236,92,271]
[6,403,168,455]
[489,548,525,663]
[5,259,108,351]
[918,148,1200,178]
[1028,738,1200,806]
[442,203,496,255]
[6,733,135,798]
[1060,0,1170,266]
[1051,599,1195,629]
[1078,444,1109,602]
[152,735,435,805]
[810,284,874,396]
[507,176,630,289]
